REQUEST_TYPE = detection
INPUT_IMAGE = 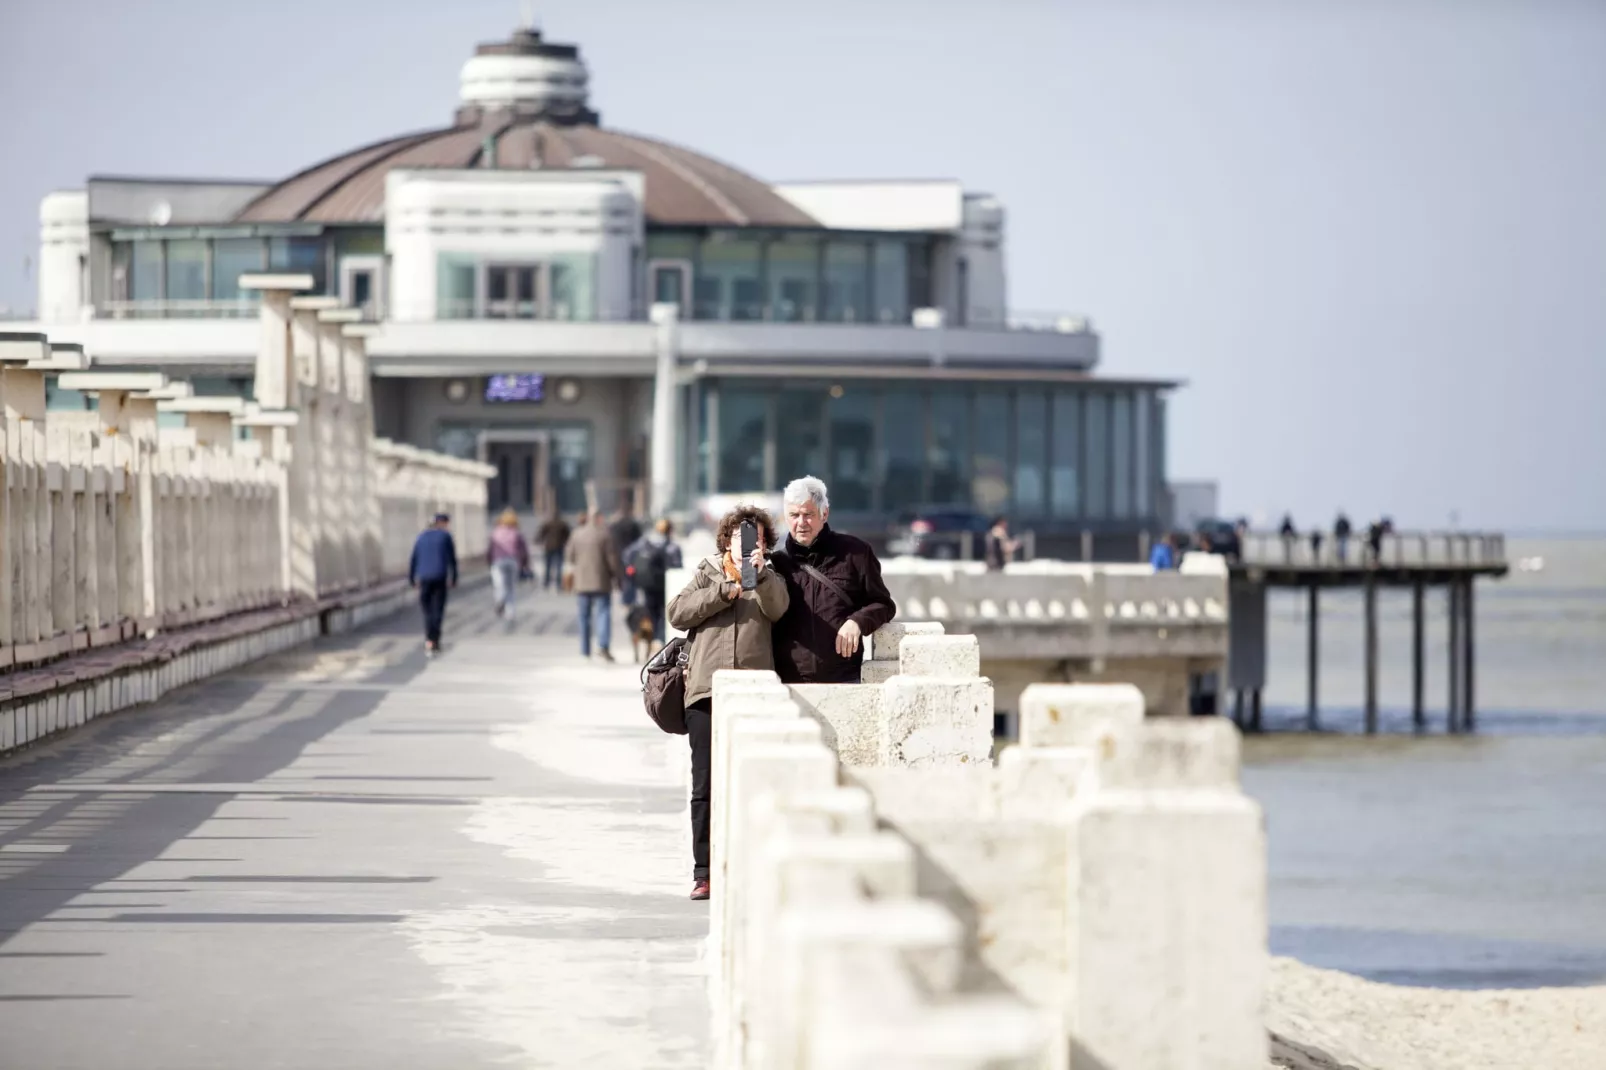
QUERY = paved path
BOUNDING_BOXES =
[0,586,706,1070]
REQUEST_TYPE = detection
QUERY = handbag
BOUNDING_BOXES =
[641,633,693,735]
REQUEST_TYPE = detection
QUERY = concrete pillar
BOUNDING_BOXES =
[316,308,361,591]
[341,324,382,584]
[649,302,680,519]
[240,274,312,410]
[1,354,48,653]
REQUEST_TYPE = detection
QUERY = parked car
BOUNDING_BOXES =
[887,508,995,560]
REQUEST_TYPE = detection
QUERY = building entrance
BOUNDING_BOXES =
[480,431,552,515]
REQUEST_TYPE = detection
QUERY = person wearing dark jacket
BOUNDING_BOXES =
[409,513,458,655]
[769,476,896,684]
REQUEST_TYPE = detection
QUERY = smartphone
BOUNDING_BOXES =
[739,520,758,590]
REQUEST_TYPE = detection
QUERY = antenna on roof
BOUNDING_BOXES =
[519,0,538,32]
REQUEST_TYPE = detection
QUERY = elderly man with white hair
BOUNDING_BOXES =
[769,475,896,684]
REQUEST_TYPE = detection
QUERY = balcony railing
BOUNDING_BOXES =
[100,298,262,320]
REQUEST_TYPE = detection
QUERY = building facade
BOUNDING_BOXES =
[24,25,1175,545]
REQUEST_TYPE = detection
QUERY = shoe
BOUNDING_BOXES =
[425,641,438,658]
[597,648,615,663]
[690,879,710,901]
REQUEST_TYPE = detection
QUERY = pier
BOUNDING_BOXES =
[1226,530,1509,734]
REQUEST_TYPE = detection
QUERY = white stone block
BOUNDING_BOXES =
[867,621,945,662]
[860,659,899,685]
[1,708,14,751]
[1096,717,1241,791]
[712,668,788,703]
[1018,682,1144,749]
[898,634,981,678]
[788,683,882,766]
[880,676,994,768]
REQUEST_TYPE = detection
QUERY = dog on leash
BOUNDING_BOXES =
[626,605,657,663]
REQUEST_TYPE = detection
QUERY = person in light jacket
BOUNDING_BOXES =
[487,508,530,621]
[666,505,788,902]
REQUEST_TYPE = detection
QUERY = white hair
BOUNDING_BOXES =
[782,475,830,512]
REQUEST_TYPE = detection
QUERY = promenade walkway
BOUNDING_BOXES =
[0,588,707,1070]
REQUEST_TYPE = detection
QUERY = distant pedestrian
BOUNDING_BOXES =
[1279,514,1297,562]
[624,518,684,650]
[1149,532,1176,571]
[1309,529,1324,560]
[1366,517,1394,565]
[1334,512,1353,564]
[770,476,896,685]
[487,508,530,621]
[537,509,571,590]
[984,516,1022,571]
[565,508,622,661]
[667,505,788,902]
[409,513,458,656]
[610,509,644,605]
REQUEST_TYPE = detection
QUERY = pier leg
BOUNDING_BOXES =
[1233,689,1245,730]
[1250,688,1263,733]
[1364,571,1379,734]
[1447,582,1462,733]
[1412,581,1425,732]
[1306,584,1319,731]
[1463,579,1476,732]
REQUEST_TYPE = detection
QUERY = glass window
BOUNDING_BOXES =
[437,255,476,319]
[929,387,969,506]
[822,240,869,323]
[881,387,926,513]
[335,228,384,257]
[211,238,262,302]
[766,235,818,322]
[872,239,909,324]
[549,253,595,321]
[131,240,162,300]
[1134,392,1151,517]
[699,233,762,321]
[163,240,207,302]
[1084,394,1110,517]
[549,426,592,514]
[647,232,699,262]
[907,239,934,311]
[775,385,826,486]
[972,389,1011,513]
[717,387,770,492]
[1015,390,1048,516]
[1112,392,1134,518]
[828,385,876,512]
[268,236,326,292]
[1051,392,1081,517]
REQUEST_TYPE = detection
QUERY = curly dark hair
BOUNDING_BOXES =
[714,505,778,555]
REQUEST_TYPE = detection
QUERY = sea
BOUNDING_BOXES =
[1241,536,1606,988]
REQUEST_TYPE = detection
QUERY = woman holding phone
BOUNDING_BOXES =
[666,505,788,901]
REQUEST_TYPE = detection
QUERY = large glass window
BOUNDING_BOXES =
[268,236,326,292]
[212,238,262,301]
[972,389,1012,513]
[1015,391,1048,516]
[549,253,596,321]
[437,255,476,320]
[775,386,826,484]
[766,235,818,322]
[881,388,925,513]
[1112,392,1134,518]
[1084,394,1110,517]
[646,232,698,262]
[828,386,877,512]
[871,239,909,324]
[164,240,206,302]
[1051,392,1081,517]
[699,234,763,321]
[907,239,934,311]
[130,241,162,300]
[929,388,969,505]
[822,241,869,323]
[717,387,770,492]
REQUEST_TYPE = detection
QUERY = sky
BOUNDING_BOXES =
[1,0,1601,532]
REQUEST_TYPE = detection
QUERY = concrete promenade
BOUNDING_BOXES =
[0,589,707,1069]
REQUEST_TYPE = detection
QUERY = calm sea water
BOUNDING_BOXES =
[1241,537,1606,988]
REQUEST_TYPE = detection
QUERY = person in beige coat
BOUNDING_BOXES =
[564,510,622,661]
[666,505,788,901]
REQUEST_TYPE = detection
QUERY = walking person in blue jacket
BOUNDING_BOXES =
[409,513,459,656]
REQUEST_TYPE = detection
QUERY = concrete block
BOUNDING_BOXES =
[1,708,14,750]
[712,668,788,703]
[880,676,994,768]
[1065,721,1265,1070]
[898,634,981,678]
[1018,682,1144,749]
[860,659,899,685]
[788,683,882,766]
[807,977,1052,1070]
[867,621,945,662]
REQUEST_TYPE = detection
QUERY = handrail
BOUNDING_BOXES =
[1238,530,1507,569]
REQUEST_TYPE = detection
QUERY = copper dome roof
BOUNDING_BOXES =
[232,116,819,229]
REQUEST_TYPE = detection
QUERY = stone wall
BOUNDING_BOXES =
[712,623,1266,1069]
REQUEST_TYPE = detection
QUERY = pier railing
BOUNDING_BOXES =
[1239,530,1506,570]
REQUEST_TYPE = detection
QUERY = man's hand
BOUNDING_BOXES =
[835,619,862,658]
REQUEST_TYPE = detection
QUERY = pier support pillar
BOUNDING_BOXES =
[1463,578,1476,732]
[1447,581,1463,733]
[1363,571,1379,734]
[1232,689,1244,730]
[1250,688,1263,733]
[1411,581,1425,731]
[1305,584,1319,731]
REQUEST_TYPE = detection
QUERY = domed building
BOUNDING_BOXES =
[28,26,1176,554]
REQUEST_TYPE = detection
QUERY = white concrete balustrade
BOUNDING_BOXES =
[1,286,492,746]
[711,622,1267,1069]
